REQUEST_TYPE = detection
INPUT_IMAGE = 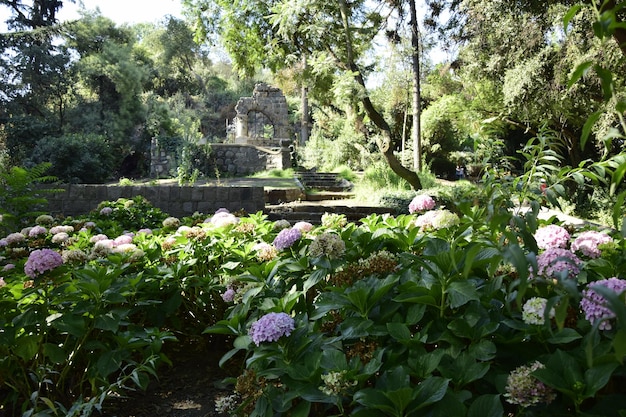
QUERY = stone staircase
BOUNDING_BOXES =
[264,172,397,224]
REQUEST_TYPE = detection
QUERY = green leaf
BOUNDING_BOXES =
[547,328,582,344]
[612,330,626,364]
[387,322,412,342]
[354,388,396,415]
[610,162,626,195]
[447,281,480,309]
[409,376,450,413]
[51,313,86,337]
[567,61,593,88]
[467,394,503,417]
[563,5,583,31]
[584,363,619,398]
[581,111,602,150]
[14,334,41,361]
[43,343,68,364]
[289,400,311,417]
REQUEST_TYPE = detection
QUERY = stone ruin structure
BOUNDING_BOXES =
[150,84,294,178]
[234,83,292,146]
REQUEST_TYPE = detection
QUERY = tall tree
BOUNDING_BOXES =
[184,0,422,189]
[0,0,75,162]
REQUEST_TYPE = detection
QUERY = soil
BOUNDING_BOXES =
[100,335,237,417]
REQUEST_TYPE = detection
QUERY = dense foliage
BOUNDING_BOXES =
[1,172,626,416]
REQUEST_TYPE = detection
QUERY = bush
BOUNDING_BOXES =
[2,184,626,417]
[30,133,116,183]
[0,163,59,235]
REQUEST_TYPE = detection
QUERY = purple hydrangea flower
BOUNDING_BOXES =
[409,194,436,214]
[28,225,47,238]
[100,207,113,216]
[222,287,236,302]
[571,230,613,258]
[581,277,626,331]
[0,239,8,248]
[273,228,301,250]
[3,263,15,271]
[5,233,25,245]
[533,248,582,280]
[534,225,570,250]
[24,249,64,278]
[249,312,295,346]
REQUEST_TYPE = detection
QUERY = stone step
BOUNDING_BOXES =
[264,203,396,224]
[296,172,353,192]
[304,192,355,201]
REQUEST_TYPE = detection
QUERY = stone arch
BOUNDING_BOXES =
[234,83,292,145]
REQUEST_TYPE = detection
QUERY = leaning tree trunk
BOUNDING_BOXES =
[409,0,422,172]
[337,0,422,190]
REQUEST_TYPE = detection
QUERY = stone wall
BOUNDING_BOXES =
[43,184,265,218]
[149,142,292,178]
[208,144,291,176]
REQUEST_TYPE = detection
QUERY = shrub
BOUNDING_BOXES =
[30,133,116,183]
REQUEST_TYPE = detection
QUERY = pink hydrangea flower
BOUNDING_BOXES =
[409,194,436,214]
[113,235,133,246]
[51,232,70,244]
[534,225,570,250]
[533,248,582,280]
[90,234,109,243]
[50,225,74,235]
[293,221,314,233]
[253,242,278,261]
[207,209,239,227]
[24,249,63,278]
[0,277,6,288]
[571,230,613,258]
[249,312,295,346]
[581,277,626,331]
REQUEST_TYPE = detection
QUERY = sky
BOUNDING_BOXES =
[0,0,183,28]
[59,0,183,24]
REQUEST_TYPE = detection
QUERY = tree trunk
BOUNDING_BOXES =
[337,0,422,190]
[409,0,422,172]
[300,54,309,146]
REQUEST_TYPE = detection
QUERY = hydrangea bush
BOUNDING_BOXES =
[1,191,626,417]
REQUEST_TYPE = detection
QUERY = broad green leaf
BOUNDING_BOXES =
[51,313,86,337]
[613,330,626,364]
[467,394,503,417]
[547,328,582,344]
[353,388,396,415]
[584,363,619,398]
[387,322,412,342]
[43,343,67,364]
[409,376,450,412]
[14,334,41,361]
[447,281,480,309]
